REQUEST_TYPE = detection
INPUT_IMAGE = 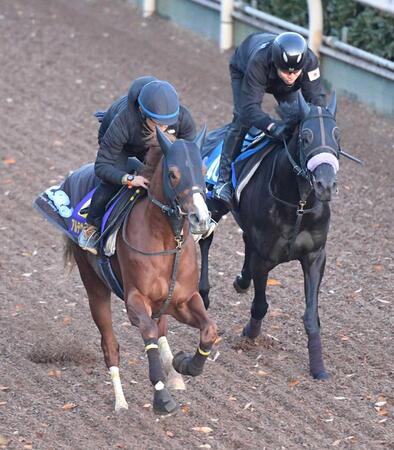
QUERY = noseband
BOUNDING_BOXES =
[268,107,340,259]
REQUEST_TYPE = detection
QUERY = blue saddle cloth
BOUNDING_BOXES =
[202,125,277,202]
[33,163,141,243]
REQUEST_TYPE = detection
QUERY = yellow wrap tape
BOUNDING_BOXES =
[197,347,211,357]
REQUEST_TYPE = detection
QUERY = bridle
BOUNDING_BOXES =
[268,106,340,258]
[121,151,207,319]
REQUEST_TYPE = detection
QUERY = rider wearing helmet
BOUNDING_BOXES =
[213,32,326,205]
[79,76,196,254]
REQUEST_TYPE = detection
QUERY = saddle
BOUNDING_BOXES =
[34,158,146,299]
[202,125,278,203]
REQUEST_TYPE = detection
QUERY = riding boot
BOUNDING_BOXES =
[78,223,100,255]
[213,124,247,205]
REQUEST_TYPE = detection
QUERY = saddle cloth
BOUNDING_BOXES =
[33,164,144,300]
[202,125,278,203]
[33,163,142,252]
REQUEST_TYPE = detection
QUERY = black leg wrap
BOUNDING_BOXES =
[307,332,329,380]
[242,318,263,339]
[153,387,178,415]
[144,339,167,386]
[173,349,208,377]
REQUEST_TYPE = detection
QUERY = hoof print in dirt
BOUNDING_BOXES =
[153,388,178,415]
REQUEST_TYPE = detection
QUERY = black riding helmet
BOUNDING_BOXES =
[138,80,180,126]
[272,32,308,72]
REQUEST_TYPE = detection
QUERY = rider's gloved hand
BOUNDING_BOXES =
[265,120,288,141]
[121,174,150,189]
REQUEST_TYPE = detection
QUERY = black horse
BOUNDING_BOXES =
[199,92,340,380]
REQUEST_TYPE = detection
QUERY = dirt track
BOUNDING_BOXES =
[0,0,393,449]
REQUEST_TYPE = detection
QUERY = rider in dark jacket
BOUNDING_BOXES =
[213,32,326,205]
[79,76,196,254]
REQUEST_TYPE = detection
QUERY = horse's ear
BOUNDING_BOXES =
[327,91,337,117]
[298,91,310,118]
[156,126,172,156]
[194,125,207,149]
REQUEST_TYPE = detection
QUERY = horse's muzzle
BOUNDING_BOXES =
[312,163,338,202]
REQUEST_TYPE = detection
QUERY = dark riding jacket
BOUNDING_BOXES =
[230,33,326,130]
[95,76,196,185]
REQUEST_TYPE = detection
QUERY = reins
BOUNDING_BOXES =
[268,138,322,260]
[121,190,188,319]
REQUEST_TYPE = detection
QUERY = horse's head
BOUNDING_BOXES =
[156,126,211,235]
[295,92,340,202]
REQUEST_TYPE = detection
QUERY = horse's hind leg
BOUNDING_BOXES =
[72,245,128,411]
[157,316,186,391]
[241,250,271,339]
[300,249,329,380]
[234,232,253,293]
[172,293,218,377]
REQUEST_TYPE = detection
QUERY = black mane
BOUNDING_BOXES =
[276,100,303,129]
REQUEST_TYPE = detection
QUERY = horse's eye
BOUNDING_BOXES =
[302,129,313,146]
[169,172,177,180]
[332,127,341,144]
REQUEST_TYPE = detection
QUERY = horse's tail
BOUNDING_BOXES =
[63,236,76,272]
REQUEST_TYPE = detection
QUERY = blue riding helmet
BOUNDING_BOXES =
[138,80,180,126]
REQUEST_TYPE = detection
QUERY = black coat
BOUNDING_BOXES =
[95,76,196,185]
[230,33,326,130]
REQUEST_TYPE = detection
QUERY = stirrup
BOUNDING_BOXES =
[213,181,233,203]
[78,225,99,255]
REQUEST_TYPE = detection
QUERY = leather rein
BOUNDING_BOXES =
[121,191,188,319]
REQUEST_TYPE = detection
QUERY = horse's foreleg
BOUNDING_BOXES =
[172,293,218,377]
[234,232,253,293]
[157,316,186,391]
[300,249,329,380]
[72,245,128,412]
[198,232,214,309]
[125,294,178,414]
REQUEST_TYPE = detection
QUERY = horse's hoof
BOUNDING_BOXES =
[312,371,330,381]
[153,388,178,415]
[242,319,262,339]
[114,402,129,414]
[233,275,250,293]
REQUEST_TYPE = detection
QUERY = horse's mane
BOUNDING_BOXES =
[141,126,176,180]
[276,100,303,130]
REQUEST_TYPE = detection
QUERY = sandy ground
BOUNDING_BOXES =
[0,0,393,449]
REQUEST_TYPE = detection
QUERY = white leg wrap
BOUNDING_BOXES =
[158,337,186,391]
[109,366,129,412]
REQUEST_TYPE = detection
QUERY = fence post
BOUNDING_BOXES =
[143,0,156,18]
[307,0,323,56]
[220,0,234,51]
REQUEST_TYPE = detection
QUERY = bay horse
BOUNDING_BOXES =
[199,92,340,380]
[66,127,217,414]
